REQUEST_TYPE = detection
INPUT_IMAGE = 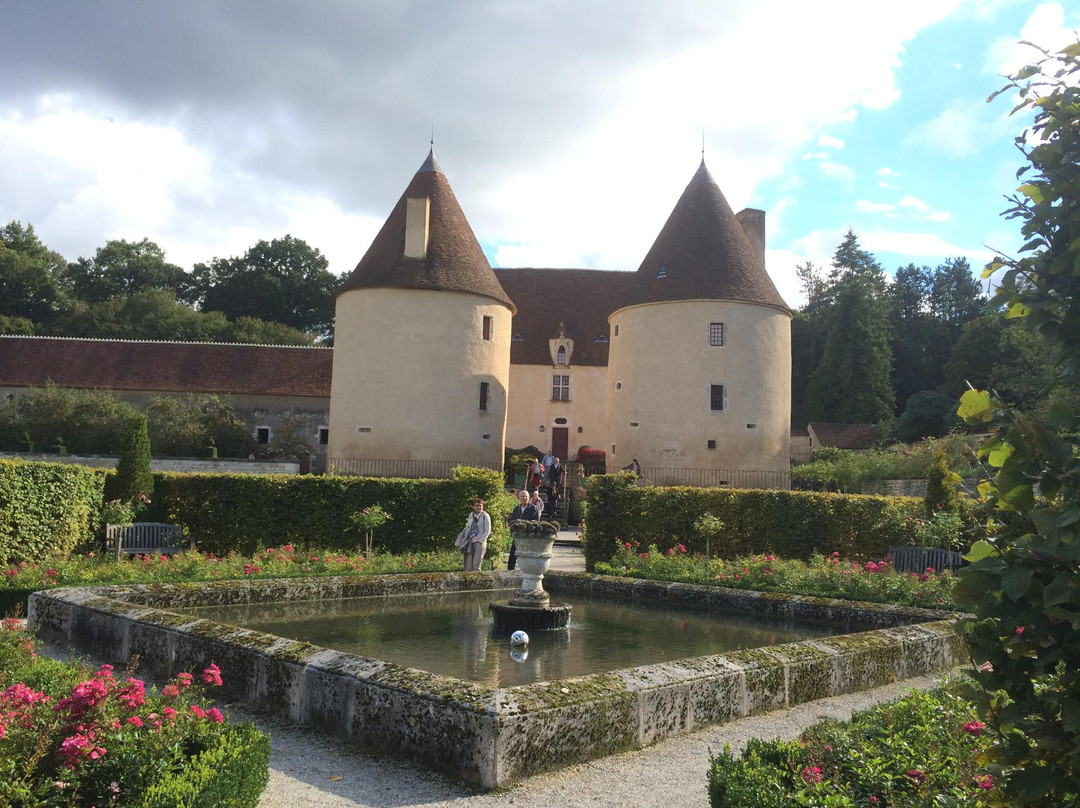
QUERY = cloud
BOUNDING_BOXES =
[898,195,930,212]
[985,3,1077,77]
[0,0,974,276]
[861,230,995,261]
[855,200,898,214]
[905,99,1009,158]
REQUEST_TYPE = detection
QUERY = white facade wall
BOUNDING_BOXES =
[328,287,512,465]
[504,364,607,457]
[605,300,790,472]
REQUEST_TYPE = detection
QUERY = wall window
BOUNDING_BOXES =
[482,315,493,341]
[255,426,270,444]
[479,381,489,411]
[709,322,724,346]
[318,427,329,445]
[552,374,570,401]
[710,384,726,412]
[556,345,567,365]
[614,324,619,336]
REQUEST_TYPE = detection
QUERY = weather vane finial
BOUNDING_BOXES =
[702,128,705,159]
[431,122,435,149]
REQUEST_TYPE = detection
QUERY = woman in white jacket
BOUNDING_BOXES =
[460,498,491,571]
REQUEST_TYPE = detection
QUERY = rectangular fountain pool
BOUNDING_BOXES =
[28,571,965,789]
[187,589,851,687]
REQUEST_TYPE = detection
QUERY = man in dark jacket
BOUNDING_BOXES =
[508,489,539,570]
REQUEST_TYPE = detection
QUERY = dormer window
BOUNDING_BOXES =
[595,334,608,343]
[657,265,668,278]
[557,345,566,365]
[512,333,524,342]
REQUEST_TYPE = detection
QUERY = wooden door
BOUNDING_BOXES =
[552,427,569,460]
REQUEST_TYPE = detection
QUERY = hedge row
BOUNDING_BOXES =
[583,473,928,570]
[0,458,107,565]
[145,465,513,557]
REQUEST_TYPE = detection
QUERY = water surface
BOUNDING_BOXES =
[190,589,848,687]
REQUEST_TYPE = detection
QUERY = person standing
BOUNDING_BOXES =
[541,449,555,478]
[459,498,491,572]
[527,458,544,493]
[507,489,538,571]
[547,456,564,503]
[530,489,544,520]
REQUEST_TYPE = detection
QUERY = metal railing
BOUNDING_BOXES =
[639,466,790,490]
[327,458,502,479]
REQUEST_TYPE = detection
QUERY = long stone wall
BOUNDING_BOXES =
[28,572,966,789]
[0,452,299,475]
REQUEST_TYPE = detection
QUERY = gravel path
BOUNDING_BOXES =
[243,674,948,808]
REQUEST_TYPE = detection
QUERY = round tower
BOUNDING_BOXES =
[605,160,791,486]
[328,150,515,473]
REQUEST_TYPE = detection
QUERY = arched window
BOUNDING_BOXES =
[557,345,567,365]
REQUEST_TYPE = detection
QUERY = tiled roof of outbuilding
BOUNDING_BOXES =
[494,268,638,366]
[636,160,789,312]
[808,422,880,450]
[0,336,332,397]
[335,150,515,311]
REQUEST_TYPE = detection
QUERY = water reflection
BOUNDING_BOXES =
[188,590,849,688]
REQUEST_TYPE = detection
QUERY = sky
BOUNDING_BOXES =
[1,1,1077,308]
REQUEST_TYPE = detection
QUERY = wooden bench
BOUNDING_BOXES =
[888,545,964,575]
[106,523,184,559]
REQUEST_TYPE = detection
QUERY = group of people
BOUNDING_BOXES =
[456,450,567,572]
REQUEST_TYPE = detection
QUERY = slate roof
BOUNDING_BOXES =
[335,150,515,311]
[0,337,332,397]
[808,422,880,450]
[636,161,788,311]
[494,268,639,366]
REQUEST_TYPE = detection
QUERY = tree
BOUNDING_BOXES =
[953,40,1080,806]
[803,256,894,424]
[62,238,191,304]
[59,289,233,341]
[0,222,62,323]
[113,414,154,503]
[891,390,960,443]
[193,235,338,337]
[929,257,985,337]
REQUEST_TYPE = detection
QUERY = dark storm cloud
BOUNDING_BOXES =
[0,1,734,213]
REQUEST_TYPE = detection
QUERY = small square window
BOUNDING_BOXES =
[707,439,717,449]
[318,427,329,445]
[482,315,493,341]
[256,426,270,444]
[479,381,489,411]
[710,384,725,412]
[710,322,724,346]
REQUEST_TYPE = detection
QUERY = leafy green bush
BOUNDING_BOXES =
[0,383,138,454]
[792,435,980,492]
[708,684,997,807]
[145,465,511,557]
[0,459,106,565]
[582,473,927,571]
[595,546,958,609]
[0,618,269,807]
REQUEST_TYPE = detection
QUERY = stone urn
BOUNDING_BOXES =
[510,519,559,607]
[490,520,571,631]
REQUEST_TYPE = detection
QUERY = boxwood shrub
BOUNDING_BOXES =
[0,459,107,565]
[144,465,512,557]
[583,473,928,570]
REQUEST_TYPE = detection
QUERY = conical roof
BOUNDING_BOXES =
[634,160,788,310]
[335,150,515,311]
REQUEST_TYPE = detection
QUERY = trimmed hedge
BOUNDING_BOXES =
[145,465,513,557]
[0,458,107,565]
[134,722,270,808]
[583,473,927,571]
